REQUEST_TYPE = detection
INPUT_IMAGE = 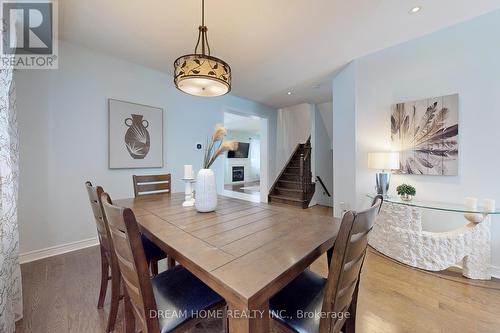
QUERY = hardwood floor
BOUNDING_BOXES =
[15,245,500,333]
[224,181,260,194]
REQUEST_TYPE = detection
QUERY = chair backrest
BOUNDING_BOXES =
[133,174,171,197]
[85,181,112,254]
[319,195,383,333]
[101,192,160,333]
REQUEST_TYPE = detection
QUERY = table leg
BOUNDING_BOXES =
[228,302,270,333]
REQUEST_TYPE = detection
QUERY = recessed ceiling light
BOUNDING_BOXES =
[409,6,421,14]
[312,84,321,89]
[287,91,292,95]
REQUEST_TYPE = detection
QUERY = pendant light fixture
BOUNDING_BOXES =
[174,0,231,97]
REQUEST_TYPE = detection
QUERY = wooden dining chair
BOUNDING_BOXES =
[133,174,171,197]
[86,182,172,331]
[85,181,121,333]
[270,195,383,333]
[133,173,176,270]
[101,192,227,333]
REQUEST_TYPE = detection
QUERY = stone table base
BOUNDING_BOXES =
[368,201,491,280]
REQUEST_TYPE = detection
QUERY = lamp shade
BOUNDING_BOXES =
[368,152,400,170]
[174,54,231,97]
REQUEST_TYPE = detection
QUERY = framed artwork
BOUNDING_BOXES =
[391,94,459,176]
[109,99,163,169]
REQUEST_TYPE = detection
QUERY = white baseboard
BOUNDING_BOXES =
[19,237,99,264]
[491,265,500,279]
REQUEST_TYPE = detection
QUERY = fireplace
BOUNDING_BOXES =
[232,166,244,182]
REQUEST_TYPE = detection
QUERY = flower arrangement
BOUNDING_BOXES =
[396,184,416,201]
[203,124,238,169]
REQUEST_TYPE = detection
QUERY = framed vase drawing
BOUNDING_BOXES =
[391,94,459,176]
[108,99,163,169]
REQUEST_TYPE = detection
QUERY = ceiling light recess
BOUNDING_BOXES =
[174,0,231,97]
[409,6,421,14]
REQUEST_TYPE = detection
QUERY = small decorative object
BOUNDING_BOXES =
[182,165,196,207]
[184,164,194,179]
[464,197,484,223]
[368,152,399,197]
[483,199,496,213]
[195,124,238,212]
[396,184,416,201]
[391,94,459,176]
[109,99,163,169]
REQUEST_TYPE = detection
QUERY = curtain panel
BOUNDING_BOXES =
[0,62,22,332]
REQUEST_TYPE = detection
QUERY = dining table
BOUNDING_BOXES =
[115,193,340,333]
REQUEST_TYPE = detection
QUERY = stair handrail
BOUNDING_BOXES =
[316,176,331,197]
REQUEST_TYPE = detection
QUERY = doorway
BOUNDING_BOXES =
[222,111,268,203]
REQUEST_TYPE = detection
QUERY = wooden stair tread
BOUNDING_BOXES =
[278,180,301,184]
[268,194,306,203]
[275,187,301,192]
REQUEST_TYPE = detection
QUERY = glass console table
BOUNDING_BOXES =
[367,194,499,280]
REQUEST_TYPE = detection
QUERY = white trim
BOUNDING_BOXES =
[19,237,99,264]
[491,265,500,279]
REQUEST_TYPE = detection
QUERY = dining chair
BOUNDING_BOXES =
[85,181,121,333]
[270,195,383,333]
[85,182,171,332]
[133,174,171,197]
[133,173,176,270]
[101,191,227,333]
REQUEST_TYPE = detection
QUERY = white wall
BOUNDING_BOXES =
[313,102,333,207]
[15,41,277,254]
[276,103,313,173]
[332,11,500,269]
[332,64,357,216]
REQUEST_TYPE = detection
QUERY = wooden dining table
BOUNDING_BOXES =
[115,193,340,333]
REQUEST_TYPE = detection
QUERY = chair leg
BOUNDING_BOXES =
[167,256,176,269]
[343,282,359,333]
[150,258,159,276]
[222,306,229,333]
[106,262,121,333]
[97,246,109,309]
[124,289,136,333]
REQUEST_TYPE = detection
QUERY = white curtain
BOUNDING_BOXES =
[0,59,22,332]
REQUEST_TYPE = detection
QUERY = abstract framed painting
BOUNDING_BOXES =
[391,94,459,176]
[108,99,163,169]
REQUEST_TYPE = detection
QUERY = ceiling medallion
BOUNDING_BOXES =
[174,0,231,97]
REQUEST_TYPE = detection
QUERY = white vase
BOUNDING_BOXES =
[195,169,217,212]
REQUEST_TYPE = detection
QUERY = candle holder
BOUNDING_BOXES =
[182,178,196,207]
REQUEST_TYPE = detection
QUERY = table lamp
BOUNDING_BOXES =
[368,152,399,197]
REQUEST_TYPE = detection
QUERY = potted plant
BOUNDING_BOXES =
[396,184,416,201]
[195,124,238,212]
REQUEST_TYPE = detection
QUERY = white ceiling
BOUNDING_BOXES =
[59,0,500,108]
[224,113,260,133]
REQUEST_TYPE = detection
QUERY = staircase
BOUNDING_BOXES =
[268,137,315,208]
